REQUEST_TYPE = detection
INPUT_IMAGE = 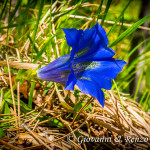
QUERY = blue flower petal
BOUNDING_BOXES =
[65,72,76,91]
[72,59,126,91]
[74,59,126,80]
[63,23,109,60]
[91,47,115,60]
[37,55,70,83]
[74,47,115,62]
[77,23,109,51]
[62,28,83,49]
[81,74,112,90]
[76,79,105,107]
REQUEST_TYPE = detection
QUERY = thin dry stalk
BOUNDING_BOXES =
[6,54,18,127]
[0,61,41,70]
[17,81,21,127]
[69,15,150,31]
[0,138,20,150]
[52,16,60,58]
[22,123,52,150]
[71,97,94,126]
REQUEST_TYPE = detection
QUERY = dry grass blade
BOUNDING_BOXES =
[0,61,41,70]
[22,123,52,150]
[1,87,149,149]
[0,138,20,150]
[6,54,18,127]
[126,105,150,137]
[55,83,73,110]
[69,15,150,31]
[17,81,21,127]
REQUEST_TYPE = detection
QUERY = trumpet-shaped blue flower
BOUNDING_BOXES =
[37,23,126,107]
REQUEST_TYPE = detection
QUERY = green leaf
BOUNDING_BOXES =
[47,0,52,63]
[8,0,21,23]
[146,65,150,89]
[50,119,63,128]
[133,68,144,101]
[0,100,5,112]
[0,128,5,137]
[4,102,10,116]
[0,0,8,20]
[73,102,91,112]
[143,92,150,110]
[107,0,131,36]
[101,0,112,26]
[32,0,45,62]
[5,98,31,113]
[0,18,36,29]
[97,0,103,21]
[33,35,55,63]
[15,69,26,84]
[113,80,126,116]
[73,102,91,119]
[124,40,146,61]
[109,14,150,47]
[43,82,53,95]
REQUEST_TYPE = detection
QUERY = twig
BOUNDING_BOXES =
[71,97,94,126]
[0,138,20,150]
[59,117,78,143]
[29,89,55,125]
[17,81,21,127]
[22,123,52,150]
[32,119,40,131]
[0,61,41,70]
[69,15,150,31]
[6,54,18,127]
[0,113,15,116]
[47,118,88,144]
[52,16,60,58]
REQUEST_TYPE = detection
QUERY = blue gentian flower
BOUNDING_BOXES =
[37,23,126,107]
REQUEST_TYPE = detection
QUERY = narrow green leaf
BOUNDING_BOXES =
[97,0,103,21]
[107,0,131,36]
[8,0,21,23]
[0,100,5,112]
[32,0,45,62]
[28,35,38,54]
[118,13,125,36]
[0,0,8,20]
[6,98,31,113]
[4,102,10,115]
[143,92,150,110]
[0,128,5,137]
[101,0,112,26]
[146,65,150,89]
[33,35,55,63]
[33,0,45,42]
[109,14,150,47]
[47,0,52,63]
[124,40,146,61]
[43,82,52,95]
[0,18,36,29]
[133,68,144,101]
[113,80,126,116]
[139,90,148,105]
